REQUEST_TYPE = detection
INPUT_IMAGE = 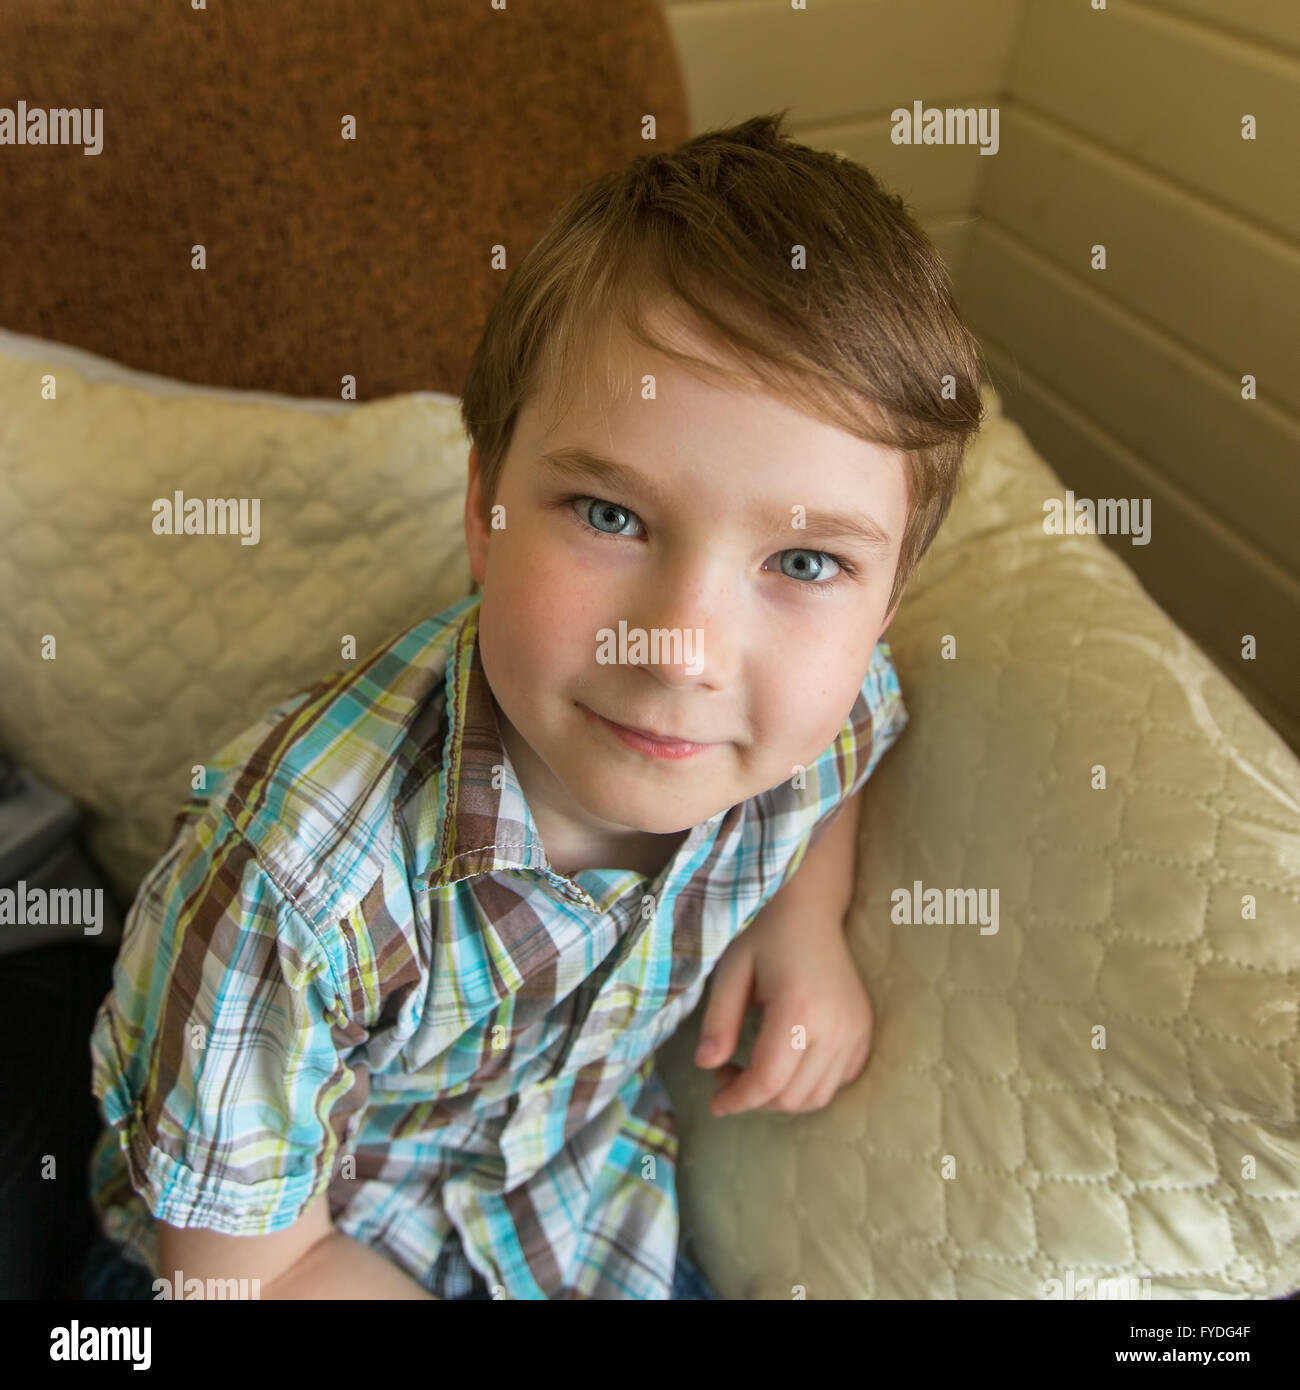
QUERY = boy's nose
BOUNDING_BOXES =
[620,592,737,690]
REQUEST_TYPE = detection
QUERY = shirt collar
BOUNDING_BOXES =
[422,597,548,889]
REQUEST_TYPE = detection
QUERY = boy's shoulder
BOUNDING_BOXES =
[178,593,482,923]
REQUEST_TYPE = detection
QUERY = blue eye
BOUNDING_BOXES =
[563,494,856,591]
[777,550,842,584]
[571,496,645,538]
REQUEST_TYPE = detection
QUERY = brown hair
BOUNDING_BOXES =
[459,110,988,617]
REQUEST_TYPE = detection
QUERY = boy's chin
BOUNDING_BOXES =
[568,780,712,838]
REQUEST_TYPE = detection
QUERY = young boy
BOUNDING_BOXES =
[86,112,986,1300]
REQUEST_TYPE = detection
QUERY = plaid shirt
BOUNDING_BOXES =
[88,592,908,1299]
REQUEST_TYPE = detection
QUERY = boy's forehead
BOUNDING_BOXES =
[530,314,718,419]
[517,304,910,531]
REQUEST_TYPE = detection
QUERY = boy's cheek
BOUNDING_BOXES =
[502,544,606,626]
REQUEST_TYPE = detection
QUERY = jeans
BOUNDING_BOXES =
[81,1234,720,1300]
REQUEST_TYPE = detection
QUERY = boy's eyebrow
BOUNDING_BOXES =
[538,445,896,554]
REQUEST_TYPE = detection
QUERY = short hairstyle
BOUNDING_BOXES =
[459,110,988,618]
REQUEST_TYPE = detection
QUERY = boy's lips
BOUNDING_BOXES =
[605,714,699,743]
[578,703,718,758]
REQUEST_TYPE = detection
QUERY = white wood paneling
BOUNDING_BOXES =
[979,104,1300,418]
[1143,0,1300,53]
[960,217,1299,579]
[665,0,1024,131]
[788,110,991,215]
[921,219,974,283]
[1008,0,1299,240]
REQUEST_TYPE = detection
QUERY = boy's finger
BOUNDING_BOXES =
[709,1008,804,1115]
[767,1045,845,1114]
[694,945,754,1068]
[707,1063,743,1095]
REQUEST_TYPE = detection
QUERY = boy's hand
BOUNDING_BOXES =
[694,897,873,1117]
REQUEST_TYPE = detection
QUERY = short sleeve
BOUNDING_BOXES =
[801,638,909,848]
[89,802,363,1236]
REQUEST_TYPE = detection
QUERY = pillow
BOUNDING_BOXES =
[658,384,1300,1300]
[0,328,472,907]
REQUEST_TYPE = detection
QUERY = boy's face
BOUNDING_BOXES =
[463,306,909,866]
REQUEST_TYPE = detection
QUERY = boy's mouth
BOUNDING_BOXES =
[577,704,717,761]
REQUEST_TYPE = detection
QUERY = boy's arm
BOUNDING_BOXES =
[697,787,873,1115]
[264,1232,438,1300]
[157,1193,437,1300]
[101,800,443,1301]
